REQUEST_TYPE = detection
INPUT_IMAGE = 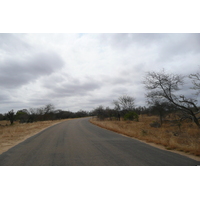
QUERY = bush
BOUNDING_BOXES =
[150,121,161,128]
[123,111,139,121]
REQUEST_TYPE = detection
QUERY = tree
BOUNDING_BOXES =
[123,111,139,121]
[113,100,121,121]
[148,99,175,125]
[43,104,55,120]
[113,95,135,120]
[43,104,55,114]
[143,69,200,128]
[6,110,15,125]
[0,113,4,121]
[93,105,107,120]
[16,109,30,123]
[117,95,135,112]
[189,70,200,95]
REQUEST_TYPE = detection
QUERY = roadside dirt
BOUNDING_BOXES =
[0,119,69,154]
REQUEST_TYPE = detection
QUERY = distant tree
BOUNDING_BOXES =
[113,100,121,121]
[29,104,56,121]
[43,104,55,114]
[113,95,136,120]
[105,107,115,120]
[75,110,89,118]
[16,109,30,123]
[148,100,175,125]
[123,111,139,121]
[6,110,15,125]
[93,105,107,120]
[0,113,4,121]
[143,69,200,128]
[43,104,55,120]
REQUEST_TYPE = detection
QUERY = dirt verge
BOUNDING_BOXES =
[0,119,69,154]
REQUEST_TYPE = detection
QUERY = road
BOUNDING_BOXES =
[0,117,199,166]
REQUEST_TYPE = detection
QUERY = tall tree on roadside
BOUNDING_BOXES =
[143,69,200,128]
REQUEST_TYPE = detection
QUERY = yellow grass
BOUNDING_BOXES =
[0,119,69,154]
[90,115,200,157]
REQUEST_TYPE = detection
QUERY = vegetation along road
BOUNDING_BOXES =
[0,117,199,166]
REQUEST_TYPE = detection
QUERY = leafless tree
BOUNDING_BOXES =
[113,95,135,120]
[143,69,200,128]
[43,104,55,114]
[189,70,200,95]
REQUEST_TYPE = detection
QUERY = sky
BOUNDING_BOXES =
[0,33,200,113]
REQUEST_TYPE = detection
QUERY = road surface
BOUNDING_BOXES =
[0,117,199,166]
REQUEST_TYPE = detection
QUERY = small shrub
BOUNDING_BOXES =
[141,129,147,136]
[150,121,161,128]
[123,111,139,121]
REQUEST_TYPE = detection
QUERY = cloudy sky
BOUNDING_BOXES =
[0,33,200,113]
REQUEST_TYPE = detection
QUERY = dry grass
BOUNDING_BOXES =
[0,119,69,154]
[90,115,200,158]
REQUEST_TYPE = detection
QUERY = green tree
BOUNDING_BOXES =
[123,111,139,121]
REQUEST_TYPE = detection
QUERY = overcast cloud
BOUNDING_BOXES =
[0,33,200,113]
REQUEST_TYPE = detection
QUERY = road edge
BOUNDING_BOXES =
[89,118,200,162]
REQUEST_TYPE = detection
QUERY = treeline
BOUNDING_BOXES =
[92,95,176,123]
[0,104,91,125]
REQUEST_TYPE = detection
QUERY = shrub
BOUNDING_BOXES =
[150,121,161,128]
[123,111,139,121]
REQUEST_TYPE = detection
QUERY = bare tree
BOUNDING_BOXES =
[189,70,200,95]
[113,95,135,120]
[43,104,55,114]
[118,95,135,111]
[93,105,106,120]
[143,69,200,128]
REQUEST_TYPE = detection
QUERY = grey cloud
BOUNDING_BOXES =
[0,93,9,101]
[28,98,54,107]
[106,76,131,85]
[100,33,200,63]
[0,33,31,53]
[0,51,65,89]
[99,33,166,49]
[41,75,101,99]
[52,82,101,97]
[89,97,112,104]
[155,33,200,62]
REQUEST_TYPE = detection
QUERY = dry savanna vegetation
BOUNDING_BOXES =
[90,115,200,158]
[0,119,69,154]
[90,69,200,160]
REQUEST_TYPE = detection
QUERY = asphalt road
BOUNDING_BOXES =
[0,117,199,166]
